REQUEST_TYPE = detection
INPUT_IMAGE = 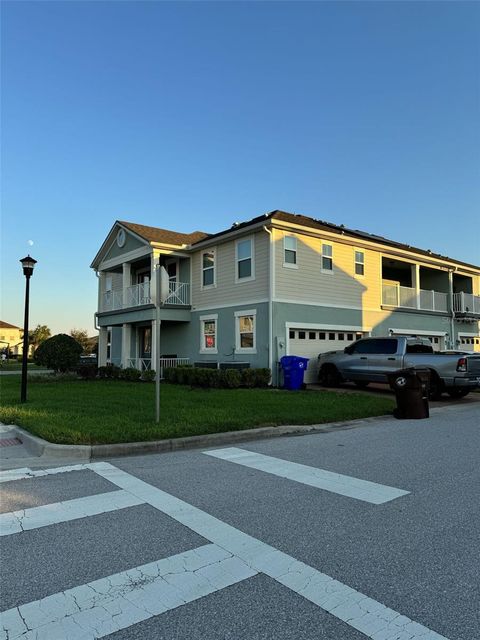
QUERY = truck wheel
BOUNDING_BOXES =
[319,365,341,387]
[447,389,470,399]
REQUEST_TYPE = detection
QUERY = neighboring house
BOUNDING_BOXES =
[0,321,32,357]
[91,211,480,384]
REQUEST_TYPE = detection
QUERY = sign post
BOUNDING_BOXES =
[155,263,170,423]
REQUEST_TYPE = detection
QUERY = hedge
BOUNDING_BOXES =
[164,366,271,389]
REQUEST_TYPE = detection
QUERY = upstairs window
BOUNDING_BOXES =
[236,238,254,281]
[284,236,297,266]
[202,250,215,288]
[321,244,333,272]
[355,250,365,276]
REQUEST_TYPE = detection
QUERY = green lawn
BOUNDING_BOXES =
[0,361,47,371]
[0,376,394,445]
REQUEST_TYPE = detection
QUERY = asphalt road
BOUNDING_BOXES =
[1,403,479,639]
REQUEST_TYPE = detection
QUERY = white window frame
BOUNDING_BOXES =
[105,275,113,292]
[354,249,365,277]
[235,236,255,283]
[199,314,218,354]
[234,309,257,353]
[283,235,298,269]
[201,248,216,290]
[321,243,333,273]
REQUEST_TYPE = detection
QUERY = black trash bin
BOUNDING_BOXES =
[387,367,430,419]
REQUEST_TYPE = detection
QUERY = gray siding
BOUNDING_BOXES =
[191,231,269,309]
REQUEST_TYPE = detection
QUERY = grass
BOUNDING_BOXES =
[0,361,47,371]
[0,376,395,445]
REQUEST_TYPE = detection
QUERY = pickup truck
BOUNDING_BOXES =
[317,336,480,398]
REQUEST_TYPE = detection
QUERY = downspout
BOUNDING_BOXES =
[263,225,274,384]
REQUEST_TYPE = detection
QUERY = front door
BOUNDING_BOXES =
[139,326,152,370]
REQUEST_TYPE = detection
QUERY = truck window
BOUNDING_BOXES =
[352,339,398,354]
[406,343,433,354]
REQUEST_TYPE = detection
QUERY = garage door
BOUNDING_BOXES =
[288,329,366,384]
[459,336,480,352]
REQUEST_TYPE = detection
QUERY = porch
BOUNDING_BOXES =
[382,283,448,312]
[101,281,190,312]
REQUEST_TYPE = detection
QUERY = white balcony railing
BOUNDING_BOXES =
[101,281,190,312]
[382,284,448,312]
[453,292,480,315]
[164,282,190,306]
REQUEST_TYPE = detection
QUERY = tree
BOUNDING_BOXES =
[34,334,83,372]
[28,325,51,352]
[69,329,90,354]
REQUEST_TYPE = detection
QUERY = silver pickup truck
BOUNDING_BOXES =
[317,336,480,398]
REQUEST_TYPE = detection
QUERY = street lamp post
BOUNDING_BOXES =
[20,255,37,403]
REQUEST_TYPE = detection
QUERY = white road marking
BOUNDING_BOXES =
[0,463,96,484]
[0,544,257,640]
[0,490,143,536]
[91,462,447,639]
[204,447,410,504]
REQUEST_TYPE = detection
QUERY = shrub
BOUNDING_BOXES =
[98,364,122,379]
[77,364,98,380]
[28,372,79,383]
[241,368,256,388]
[254,368,271,388]
[194,368,220,388]
[176,366,193,385]
[141,369,156,382]
[163,367,177,384]
[219,368,241,388]
[34,334,83,373]
[119,367,141,382]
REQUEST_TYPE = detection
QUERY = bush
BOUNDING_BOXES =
[254,368,271,388]
[34,334,83,373]
[28,372,79,383]
[141,369,156,382]
[119,367,141,382]
[241,368,256,388]
[219,368,241,388]
[77,364,98,380]
[176,366,193,385]
[98,364,122,379]
[163,367,177,384]
[194,368,221,388]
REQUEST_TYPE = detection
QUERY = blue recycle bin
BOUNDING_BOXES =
[280,355,310,390]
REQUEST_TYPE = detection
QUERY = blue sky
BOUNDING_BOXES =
[2,1,479,334]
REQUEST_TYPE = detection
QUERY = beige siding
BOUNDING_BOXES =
[191,230,269,308]
[274,230,380,309]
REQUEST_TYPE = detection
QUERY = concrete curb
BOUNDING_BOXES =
[7,414,392,461]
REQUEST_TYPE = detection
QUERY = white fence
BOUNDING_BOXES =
[453,292,480,315]
[125,357,190,377]
[101,281,190,311]
[382,284,448,312]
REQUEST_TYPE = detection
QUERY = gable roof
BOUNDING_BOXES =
[119,221,209,247]
[0,321,21,330]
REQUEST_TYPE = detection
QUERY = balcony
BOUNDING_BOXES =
[382,283,448,313]
[453,292,480,317]
[101,281,190,312]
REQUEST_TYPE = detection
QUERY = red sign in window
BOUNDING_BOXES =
[205,335,215,348]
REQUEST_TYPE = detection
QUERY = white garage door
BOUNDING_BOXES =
[288,329,366,384]
[459,336,479,352]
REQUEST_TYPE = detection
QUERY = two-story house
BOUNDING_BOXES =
[91,211,480,384]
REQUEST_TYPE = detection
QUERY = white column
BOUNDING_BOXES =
[97,272,106,312]
[121,323,132,368]
[411,264,420,309]
[123,263,131,295]
[150,250,160,305]
[98,327,108,366]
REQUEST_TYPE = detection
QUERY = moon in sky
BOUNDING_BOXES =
[28,240,34,246]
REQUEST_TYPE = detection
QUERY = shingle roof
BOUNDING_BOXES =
[0,321,21,330]
[119,221,209,246]
[191,210,479,270]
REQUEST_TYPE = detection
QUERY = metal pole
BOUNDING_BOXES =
[20,275,30,403]
[155,261,161,423]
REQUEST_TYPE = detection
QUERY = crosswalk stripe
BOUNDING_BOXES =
[0,490,143,536]
[204,447,409,504]
[92,462,447,640]
[0,544,257,640]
